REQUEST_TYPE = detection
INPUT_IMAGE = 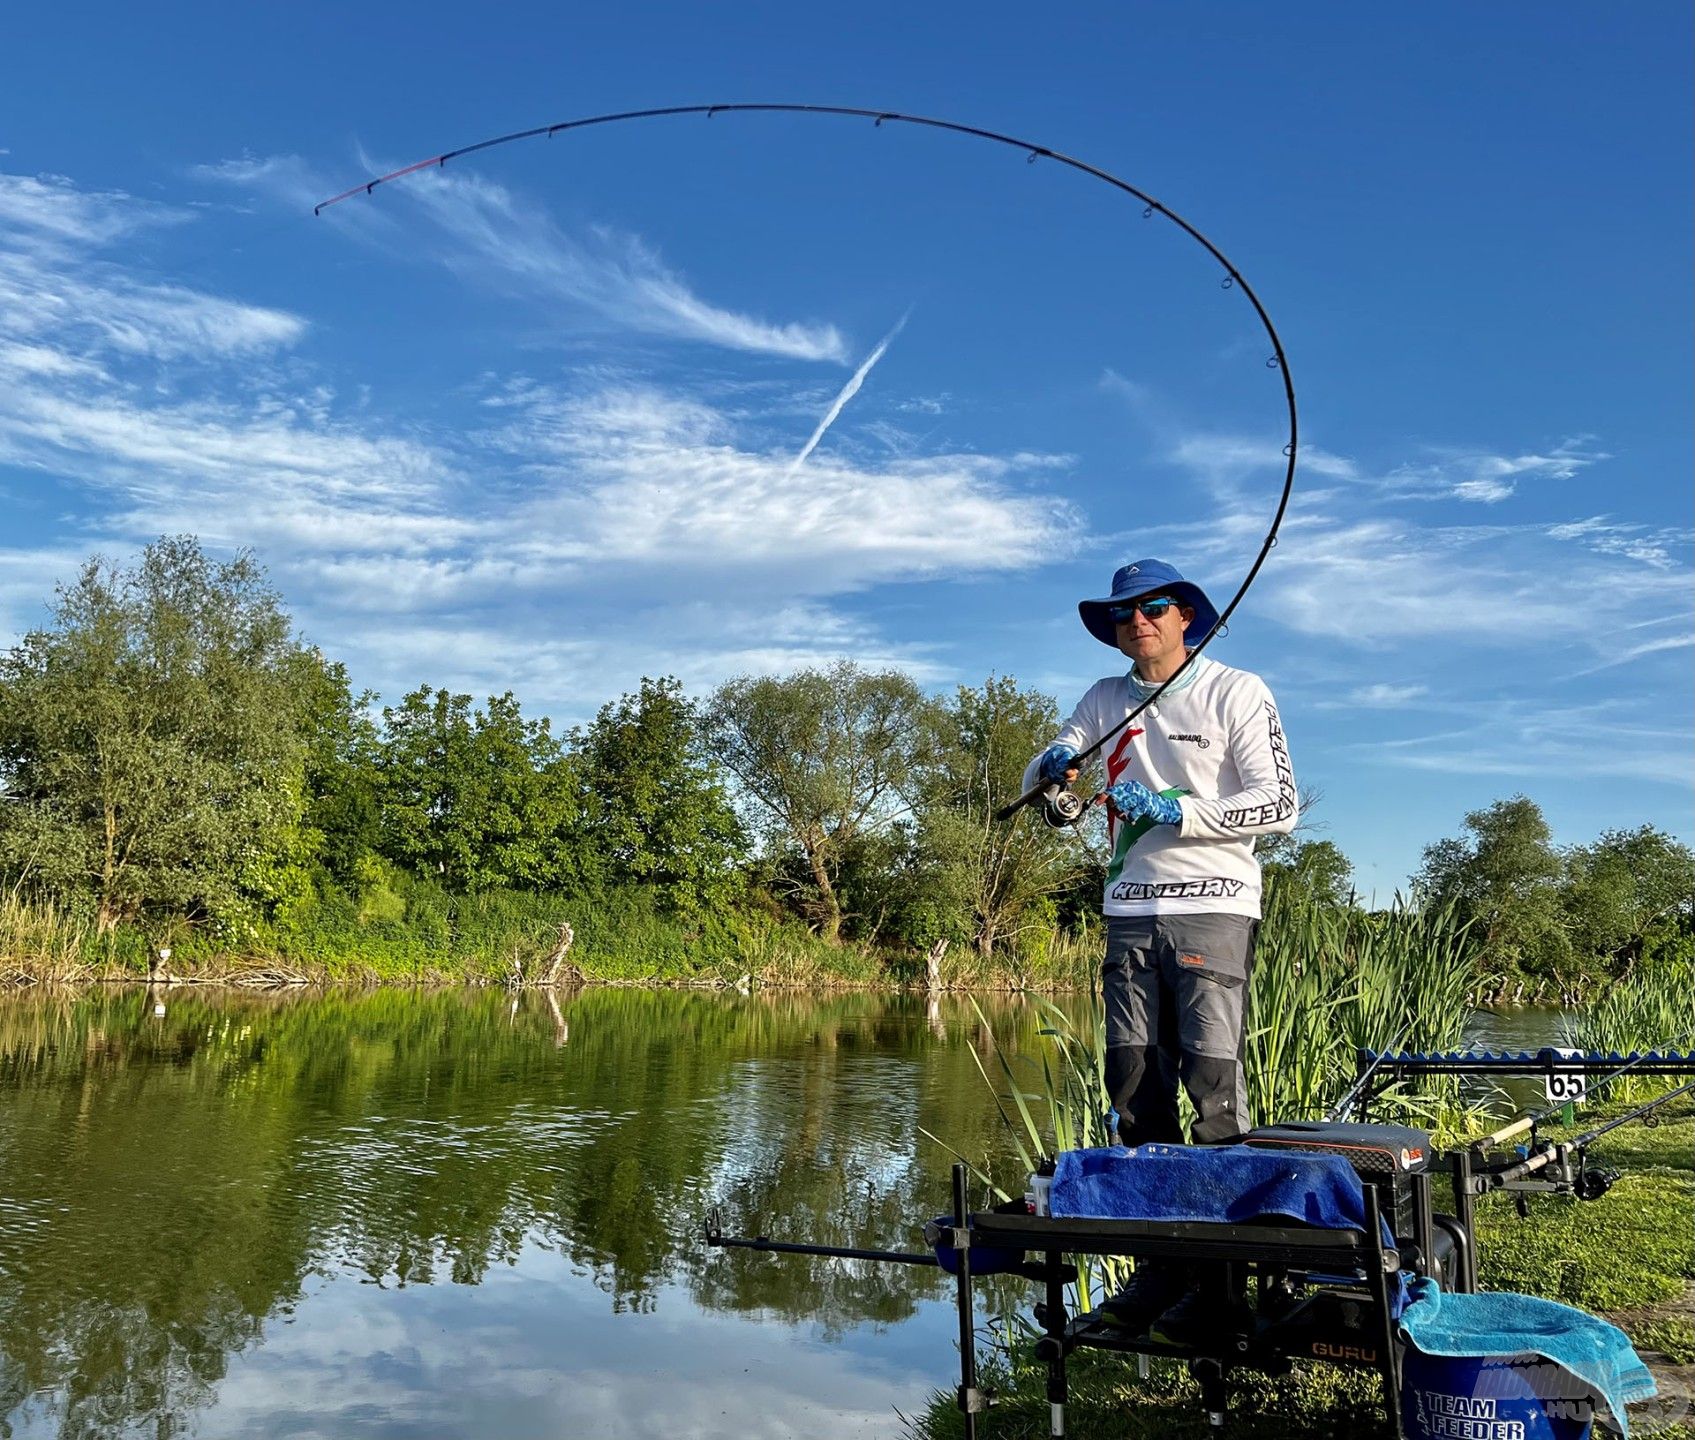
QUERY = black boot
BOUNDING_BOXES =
[1148,1267,1250,1348]
[1099,1260,1189,1334]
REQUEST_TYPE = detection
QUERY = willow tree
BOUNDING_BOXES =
[0,537,310,931]
[1416,795,1572,979]
[703,661,926,943]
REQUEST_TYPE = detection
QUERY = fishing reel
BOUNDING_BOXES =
[1575,1164,1620,1202]
[1038,783,1090,829]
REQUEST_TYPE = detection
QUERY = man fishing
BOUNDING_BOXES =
[1023,557,1297,1337]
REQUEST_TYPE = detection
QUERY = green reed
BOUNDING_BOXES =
[1567,955,1695,1102]
[1247,889,1477,1127]
[0,893,94,983]
[949,891,1482,1188]
[1569,958,1694,1056]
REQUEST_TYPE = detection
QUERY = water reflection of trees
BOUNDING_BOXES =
[0,985,1057,1435]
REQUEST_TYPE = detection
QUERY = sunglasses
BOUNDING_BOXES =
[1109,596,1180,623]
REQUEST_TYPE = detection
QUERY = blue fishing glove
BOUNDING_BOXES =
[1037,743,1079,785]
[1105,779,1182,826]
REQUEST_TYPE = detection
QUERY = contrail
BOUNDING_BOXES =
[788,311,909,477]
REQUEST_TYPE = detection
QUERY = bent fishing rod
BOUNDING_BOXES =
[314,105,1296,832]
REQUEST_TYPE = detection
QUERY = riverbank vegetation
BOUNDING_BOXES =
[2,538,1689,993]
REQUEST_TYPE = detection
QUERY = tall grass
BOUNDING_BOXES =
[0,892,94,983]
[923,922,1102,994]
[1566,954,1695,1103]
[1568,958,1694,1057]
[1247,891,1477,1127]
[0,881,904,990]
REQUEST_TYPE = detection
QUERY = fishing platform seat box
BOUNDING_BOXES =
[1243,1121,1431,1177]
[1245,1121,1435,1255]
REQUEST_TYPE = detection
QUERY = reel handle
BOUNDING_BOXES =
[996,762,1082,824]
[1038,783,1090,828]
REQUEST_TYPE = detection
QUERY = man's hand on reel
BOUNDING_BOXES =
[1037,744,1080,786]
[1035,744,1088,828]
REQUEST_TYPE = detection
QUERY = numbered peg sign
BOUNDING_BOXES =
[1544,1063,1587,1106]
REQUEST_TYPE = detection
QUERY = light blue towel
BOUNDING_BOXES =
[1399,1277,1656,1436]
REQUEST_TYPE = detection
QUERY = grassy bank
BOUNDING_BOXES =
[0,886,1105,991]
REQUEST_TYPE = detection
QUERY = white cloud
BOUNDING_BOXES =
[1546,515,1689,570]
[1357,700,1692,787]
[193,154,322,209]
[1383,439,1605,503]
[0,196,305,365]
[1337,683,1429,708]
[0,545,93,647]
[482,381,1079,594]
[0,340,106,379]
[1571,631,1695,675]
[0,164,1084,720]
[1154,421,1605,508]
[1259,514,1689,649]
[0,170,454,555]
[0,172,179,246]
[206,155,849,363]
[1,388,452,523]
[1170,433,1358,484]
[5,354,1070,704]
[1143,428,1688,656]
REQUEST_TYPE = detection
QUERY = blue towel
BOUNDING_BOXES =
[1053,1142,1376,1229]
[1399,1277,1655,1437]
[1050,1143,1407,1312]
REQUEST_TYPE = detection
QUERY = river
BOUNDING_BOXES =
[0,987,1568,1439]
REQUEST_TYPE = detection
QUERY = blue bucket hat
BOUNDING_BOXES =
[1078,558,1220,649]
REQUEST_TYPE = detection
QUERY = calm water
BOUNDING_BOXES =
[0,987,1569,1439]
[0,986,1075,1440]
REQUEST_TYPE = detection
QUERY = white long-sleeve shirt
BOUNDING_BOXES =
[1022,656,1297,919]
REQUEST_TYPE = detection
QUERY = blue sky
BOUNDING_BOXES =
[1,3,1689,892]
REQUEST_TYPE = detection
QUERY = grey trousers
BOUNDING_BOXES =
[1102,912,1257,1146]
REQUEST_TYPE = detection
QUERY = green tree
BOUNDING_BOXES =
[913,676,1091,956]
[1416,796,1571,981]
[1562,825,1695,968]
[1263,838,1355,908]
[570,676,746,915]
[0,537,308,931]
[295,652,384,888]
[703,661,926,943]
[377,687,579,892]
